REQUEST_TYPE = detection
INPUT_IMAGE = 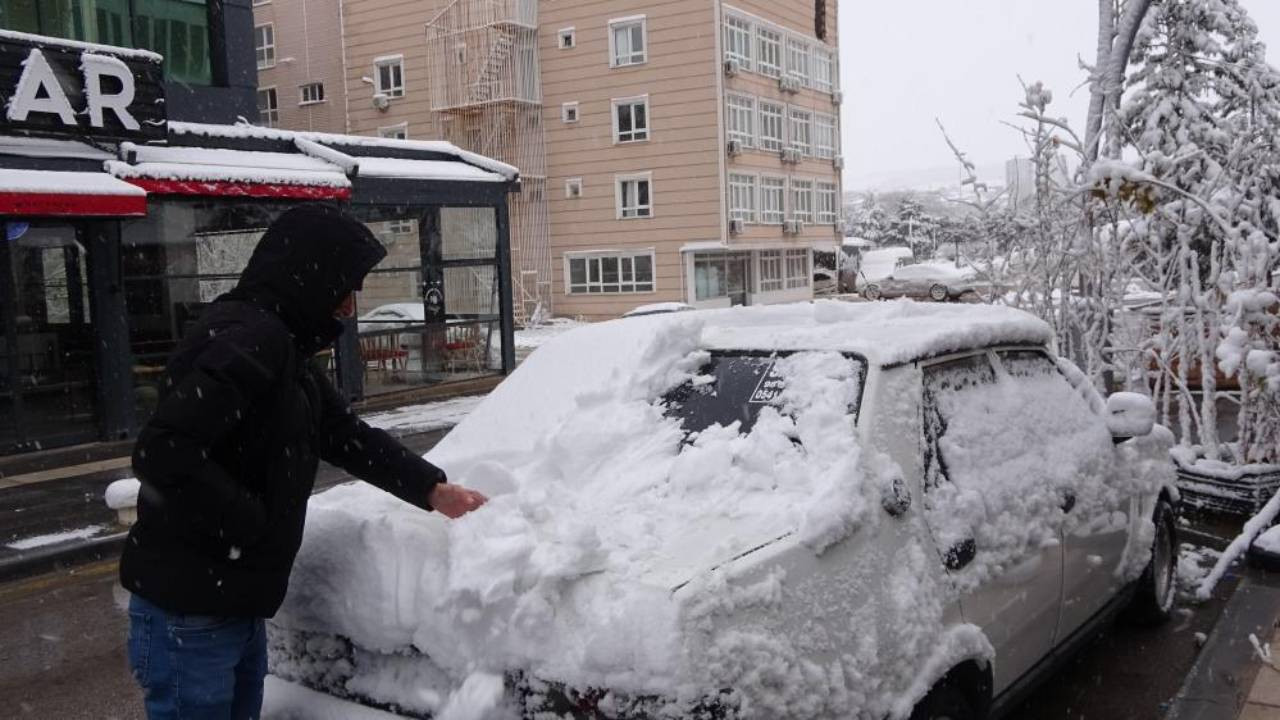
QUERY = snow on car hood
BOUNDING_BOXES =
[276,308,900,704]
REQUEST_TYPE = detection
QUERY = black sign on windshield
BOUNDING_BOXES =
[748,362,787,405]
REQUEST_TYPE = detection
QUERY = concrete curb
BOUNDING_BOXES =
[0,532,127,585]
[1166,568,1280,720]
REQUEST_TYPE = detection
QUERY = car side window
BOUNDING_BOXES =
[921,354,996,493]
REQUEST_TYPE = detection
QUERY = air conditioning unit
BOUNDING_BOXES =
[833,155,845,170]
[729,218,746,235]
[724,59,742,77]
[372,93,391,111]
[779,76,801,94]
[781,148,801,165]
[832,90,844,105]
[784,219,805,235]
[727,139,744,157]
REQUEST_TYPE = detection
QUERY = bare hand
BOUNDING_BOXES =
[429,483,489,519]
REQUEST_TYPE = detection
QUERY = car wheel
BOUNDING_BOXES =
[864,285,882,301]
[1126,498,1178,626]
[910,681,978,720]
[929,284,950,302]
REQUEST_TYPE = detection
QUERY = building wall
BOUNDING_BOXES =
[339,0,444,140]
[252,0,347,133]
[541,0,721,320]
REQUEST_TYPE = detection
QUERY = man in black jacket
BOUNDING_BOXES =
[121,204,487,719]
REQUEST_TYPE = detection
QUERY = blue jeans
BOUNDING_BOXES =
[127,594,268,720]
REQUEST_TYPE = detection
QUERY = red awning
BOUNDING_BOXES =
[124,178,352,201]
[0,170,148,217]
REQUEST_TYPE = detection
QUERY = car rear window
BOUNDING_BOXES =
[662,352,866,436]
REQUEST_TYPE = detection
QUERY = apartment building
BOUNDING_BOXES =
[251,0,347,133]
[256,0,842,321]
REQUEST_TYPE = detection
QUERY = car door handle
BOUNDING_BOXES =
[1061,491,1077,514]
[944,538,977,571]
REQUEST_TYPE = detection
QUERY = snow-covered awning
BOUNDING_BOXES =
[0,168,147,217]
[107,144,352,200]
[680,239,830,253]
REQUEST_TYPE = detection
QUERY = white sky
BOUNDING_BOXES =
[840,0,1280,191]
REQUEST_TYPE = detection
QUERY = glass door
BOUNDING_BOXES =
[726,252,752,307]
[0,222,98,454]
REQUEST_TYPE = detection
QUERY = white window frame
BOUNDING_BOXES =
[758,100,785,152]
[565,250,657,295]
[255,24,275,70]
[760,175,786,225]
[756,25,783,78]
[816,181,839,224]
[790,178,814,223]
[788,107,813,156]
[724,14,753,69]
[785,249,811,289]
[726,93,756,148]
[786,36,810,86]
[374,55,405,98]
[612,95,650,143]
[378,122,409,140]
[616,172,654,219]
[257,87,279,128]
[561,101,580,124]
[815,113,837,159]
[608,16,648,68]
[558,27,577,50]
[758,250,785,292]
[299,82,325,106]
[813,46,835,93]
[729,173,758,224]
[565,178,584,199]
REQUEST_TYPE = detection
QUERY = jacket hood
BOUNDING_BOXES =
[226,204,387,350]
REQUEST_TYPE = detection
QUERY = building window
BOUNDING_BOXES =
[789,108,813,156]
[761,176,786,224]
[609,17,647,67]
[375,55,405,98]
[816,182,839,224]
[813,47,835,93]
[566,178,583,199]
[257,87,278,128]
[567,251,656,294]
[378,123,409,140]
[786,249,810,289]
[756,26,783,78]
[724,14,752,69]
[790,179,814,223]
[786,37,810,86]
[562,102,580,123]
[759,250,785,292]
[299,82,325,105]
[386,219,414,235]
[758,101,785,152]
[617,174,653,219]
[729,173,757,223]
[726,94,755,148]
[559,27,576,49]
[613,96,650,143]
[815,113,837,159]
[255,24,275,69]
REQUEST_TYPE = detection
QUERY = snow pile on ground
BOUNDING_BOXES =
[5,525,109,551]
[363,396,484,436]
[104,478,141,510]
[1177,544,1221,600]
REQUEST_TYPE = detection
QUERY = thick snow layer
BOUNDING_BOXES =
[355,157,507,183]
[1255,527,1280,555]
[859,247,915,282]
[105,478,141,510]
[622,302,695,318]
[167,122,519,180]
[263,675,408,719]
[0,136,113,161]
[0,169,147,196]
[887,262,977,282]
[106,145,352,189]
[0,29,162,62]
[6,525,108,551]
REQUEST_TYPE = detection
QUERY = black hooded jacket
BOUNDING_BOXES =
[120,204,446,619]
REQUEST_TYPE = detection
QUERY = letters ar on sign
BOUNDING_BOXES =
[0,32,167,143]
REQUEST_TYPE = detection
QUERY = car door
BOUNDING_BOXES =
[920,352,1065,696]
[993,349,1130,641]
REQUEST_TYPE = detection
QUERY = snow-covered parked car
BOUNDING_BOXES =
[267,301,1178,720]
[862,262,983,302]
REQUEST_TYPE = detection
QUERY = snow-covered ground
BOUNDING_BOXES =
[513,318,585,351]
[5,525,110,551]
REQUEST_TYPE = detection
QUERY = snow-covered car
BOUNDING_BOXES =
[267,301,1178,720]
[622,302,695,318]
[862,262,983,302]
[358,302,426,332]
[842,246,915,294]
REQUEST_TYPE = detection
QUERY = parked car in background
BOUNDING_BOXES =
[268,302,1178,720]
[863,261,983,302]
[842,245,914,295]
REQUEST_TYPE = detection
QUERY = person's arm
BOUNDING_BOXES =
[131,321,289,546]
[312,369,484,516]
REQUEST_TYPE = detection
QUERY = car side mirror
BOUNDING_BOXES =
[1106,392,1156,442]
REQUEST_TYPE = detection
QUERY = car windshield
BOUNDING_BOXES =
[662,351,866,436]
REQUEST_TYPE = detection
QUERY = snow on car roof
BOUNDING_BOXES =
[106,145,351,188]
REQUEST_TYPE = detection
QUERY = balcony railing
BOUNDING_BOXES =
[427,0,541,111]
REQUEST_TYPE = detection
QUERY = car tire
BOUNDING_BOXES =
[864,285,882,301]
[929,284,950,302]
[910,681,978,720]
[1126,498,1178,626]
